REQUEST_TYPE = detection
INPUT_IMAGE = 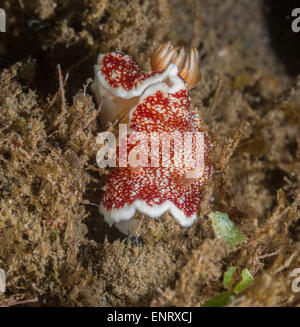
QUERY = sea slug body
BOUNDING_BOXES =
[92,43,213,233]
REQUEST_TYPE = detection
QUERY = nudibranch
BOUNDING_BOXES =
[92,43,213,235]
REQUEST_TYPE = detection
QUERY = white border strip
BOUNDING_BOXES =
[99,199,197,227]
[94,54,186,99]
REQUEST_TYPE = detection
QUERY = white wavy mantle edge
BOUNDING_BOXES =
[99,199,197,227]
[92,53,186,99]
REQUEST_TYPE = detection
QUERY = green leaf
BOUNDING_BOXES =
[202,290,234,307]
[53,226,60,239]
[209,211,247,246]
[233,269,254,294]
[223,266,236,289]
[202,268,254,307]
